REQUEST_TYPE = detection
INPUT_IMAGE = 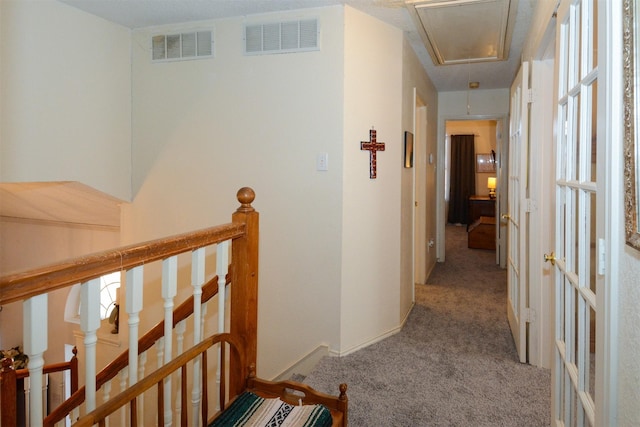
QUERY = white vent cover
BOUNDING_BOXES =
[245,19,319,55]
[152,30,213,61]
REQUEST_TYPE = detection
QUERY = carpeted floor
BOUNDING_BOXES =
[304,225,551,426]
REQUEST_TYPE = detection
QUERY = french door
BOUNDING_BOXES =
[506,62,529,363]
[551,0,601,424]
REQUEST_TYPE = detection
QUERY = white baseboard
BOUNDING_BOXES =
[272,345,329,381]
[332,305,414,357]
[274,307,417,378]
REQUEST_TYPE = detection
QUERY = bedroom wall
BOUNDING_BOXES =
[446,120,497,198]
[128,6,345,379]
[339,6,403,354]
[0,0,132,202]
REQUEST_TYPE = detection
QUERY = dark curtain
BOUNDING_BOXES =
[448,134,476,225]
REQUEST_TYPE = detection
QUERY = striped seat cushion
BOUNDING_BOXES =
[210,391,333,427]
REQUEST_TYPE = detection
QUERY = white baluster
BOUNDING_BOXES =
[201,303,208,342]
[24,376,31,427]
[23,293,47,426]
[119,368,128,427]
[102,379,111,427]
[154,338,163,426]
[43,373,48,418]
[162,256,177,427]
[81,278,101,412]
[216,241,229,410]
[174,320,186,423]
[138,351,147,427]
[191,248,205,426]
[126,266,144,385]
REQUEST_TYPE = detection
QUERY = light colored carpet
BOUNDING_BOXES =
[304,225,551,426]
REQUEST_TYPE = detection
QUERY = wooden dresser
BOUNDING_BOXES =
[468,196,495,225]
[468,196,496,250]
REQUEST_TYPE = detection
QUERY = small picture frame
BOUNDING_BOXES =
[404,131,414,168]
[476,153,496,173]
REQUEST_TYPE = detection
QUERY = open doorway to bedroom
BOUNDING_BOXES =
[444,119,500,261]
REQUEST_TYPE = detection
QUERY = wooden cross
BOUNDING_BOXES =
[361,128,385,179]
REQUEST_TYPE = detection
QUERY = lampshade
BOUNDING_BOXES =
[487,177,497,189]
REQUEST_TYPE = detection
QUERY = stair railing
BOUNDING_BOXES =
[1,348,78,426]
[0,187,259,427]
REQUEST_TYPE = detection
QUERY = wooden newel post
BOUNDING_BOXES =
[1,357,18,426]
[230,187,259,396]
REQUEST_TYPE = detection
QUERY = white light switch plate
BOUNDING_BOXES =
[317,153,329,171]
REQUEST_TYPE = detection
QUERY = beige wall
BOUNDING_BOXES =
[339,6,403,354]
[0,0,132,201]
[129,7,345,378]
[446,120,497,198]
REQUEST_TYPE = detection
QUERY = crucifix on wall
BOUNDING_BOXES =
[361,128,385,179]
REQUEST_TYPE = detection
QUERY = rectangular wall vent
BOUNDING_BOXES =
[152,30,213,62]
[244,19,319,55]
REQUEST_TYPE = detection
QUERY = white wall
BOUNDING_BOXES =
[129,7,345,379]
[339,7,403,354]
[0,0,132,201]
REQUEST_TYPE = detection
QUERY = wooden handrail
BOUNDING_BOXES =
[0,222,245,305]
[44,273,227,426]
[14,346,78,380]
[72,333,244,427]
[2,187,259,426]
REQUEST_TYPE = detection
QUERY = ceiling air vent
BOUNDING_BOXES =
[245,19,319,55]
[152,30,213,62]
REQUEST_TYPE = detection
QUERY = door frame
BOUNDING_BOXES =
[527,20,557,370]
[414,92,428,285]
[436,114,508,263]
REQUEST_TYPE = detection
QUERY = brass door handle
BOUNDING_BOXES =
[544,252,556,266]
[501,214,511,220]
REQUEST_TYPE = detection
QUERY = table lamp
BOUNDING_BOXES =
[488,177,497,199]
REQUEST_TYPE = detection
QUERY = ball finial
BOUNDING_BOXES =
[236,187,255,212]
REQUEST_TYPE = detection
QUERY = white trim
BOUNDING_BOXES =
[332,302,415,357]
[272,345,329,381]
[599,0,620,424]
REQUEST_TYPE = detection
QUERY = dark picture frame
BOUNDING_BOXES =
[404,131,414,168]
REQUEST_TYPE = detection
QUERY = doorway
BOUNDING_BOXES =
[443,119,500,261]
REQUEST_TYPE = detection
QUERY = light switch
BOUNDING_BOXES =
[317,153,329,171]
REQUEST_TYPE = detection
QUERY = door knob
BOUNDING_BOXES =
[544,251,556,266]
[501,214,511,220]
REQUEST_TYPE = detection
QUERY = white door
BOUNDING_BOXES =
[506,62,529,363]
[550,0,601,424]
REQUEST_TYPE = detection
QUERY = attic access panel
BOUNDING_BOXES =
[407,0,516,65]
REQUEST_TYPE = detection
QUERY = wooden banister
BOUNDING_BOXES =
[44,273,228,426]
[230,187,259,397]
[0,223,244,305]
[72,333,244,427]
[1,187,259,426]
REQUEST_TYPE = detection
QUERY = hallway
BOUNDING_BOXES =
[303,224,550,426]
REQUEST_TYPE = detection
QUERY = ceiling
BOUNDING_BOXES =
[58,0,535,92]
